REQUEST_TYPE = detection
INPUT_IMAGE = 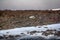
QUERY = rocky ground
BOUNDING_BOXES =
[0,10,60,29]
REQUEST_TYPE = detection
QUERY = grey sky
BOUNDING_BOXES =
[0,0,60,10]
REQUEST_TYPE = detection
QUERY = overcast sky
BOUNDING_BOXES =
[0,0,60,10]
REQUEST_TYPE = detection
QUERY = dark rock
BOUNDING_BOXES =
[19,36,46,40]
[29,31,38,35]
[44,27,48,28]
[54,31,60,36]
[42,29,57,36]
[15,35,21,37]
[0,36,4,39]
[8,35,14,38]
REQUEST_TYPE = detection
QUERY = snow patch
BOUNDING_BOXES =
[0,23,60,39]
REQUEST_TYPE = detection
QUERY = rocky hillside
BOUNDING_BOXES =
[0,10,60,29]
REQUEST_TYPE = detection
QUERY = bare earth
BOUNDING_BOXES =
[0,10,60,29]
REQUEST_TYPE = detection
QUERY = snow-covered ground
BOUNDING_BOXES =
[0,23,60,39]
[52,8,60,10]
[49,8,60,11]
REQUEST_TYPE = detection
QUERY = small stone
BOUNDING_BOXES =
[0,27,2,30]
[29,16,35,19]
